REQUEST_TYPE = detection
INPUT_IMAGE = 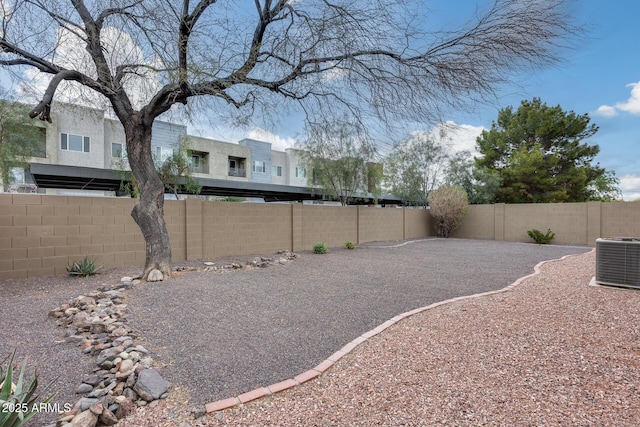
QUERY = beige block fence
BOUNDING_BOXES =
[1,194,639,280]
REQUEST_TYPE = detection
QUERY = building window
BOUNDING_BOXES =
[295,167,306,178]
[7,167,37,193]
[188,151,209,174]
[271,165,282,177]
[252,160,266,173]
[228,157,246,177]
[190,154,201,168]
[155,146,174,162]
[112,143,127,158]
[61,133,90,152]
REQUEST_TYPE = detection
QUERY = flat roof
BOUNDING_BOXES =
[29,163,402,204]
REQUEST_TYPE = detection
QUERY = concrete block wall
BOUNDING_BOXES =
[453,201,640,245]
[449,204,495,240]
[358,206,404,243]
[200,202,293,258]
[404,208,432,239]
[601,202,640,238]
[0,194,143,280]
[300,205,358,250]
[6,194,640,280]
[503,203,588,245]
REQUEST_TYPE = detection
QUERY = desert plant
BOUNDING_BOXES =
[0,351,56,427]
[345,241,356,250]
[313,242,328,254]
[66,256,102,277]
[527,228,555,244]
[427,185,468,237]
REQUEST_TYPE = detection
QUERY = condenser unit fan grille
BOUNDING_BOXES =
[596,238,640,289]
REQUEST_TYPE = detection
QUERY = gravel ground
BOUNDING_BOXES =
[119,246,640,426]
[1,238,593,426]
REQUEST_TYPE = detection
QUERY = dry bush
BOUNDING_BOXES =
[428,186,468,237]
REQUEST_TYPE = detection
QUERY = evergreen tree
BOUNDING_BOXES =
[476,98,619,203]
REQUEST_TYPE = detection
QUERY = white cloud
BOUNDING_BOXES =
[247,127,297,152]
[594,81,640,117]
[594,105,617,118]
[620,174,640,201]
[421,121,485,156]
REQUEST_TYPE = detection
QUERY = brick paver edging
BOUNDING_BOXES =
[204,250,592,414]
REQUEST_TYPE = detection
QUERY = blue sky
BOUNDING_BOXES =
[227,0,640,200]
[428,0,640,200]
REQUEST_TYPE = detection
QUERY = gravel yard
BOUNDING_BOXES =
[4,238,625,426]
[121,246,640,426]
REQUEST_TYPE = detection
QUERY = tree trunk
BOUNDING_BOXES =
[125,121,172,280]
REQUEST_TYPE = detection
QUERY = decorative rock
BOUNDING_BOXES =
[123,387,138,401]
[110,327,129,337]
[133,345,149,354]
[96,346,123,367]
[75,383,93,394]
[147,269,164,282]
[125,372,137,388]
[133,369,169,401]
[140,357,154,369]
[82,374,101,386]
[98,408,119,426]
[115,398,134,418]
[76,398,99,411]
[89,401,104,415]
[116,359,135,379]
[70,409,98,427]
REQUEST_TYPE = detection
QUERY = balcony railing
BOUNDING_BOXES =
[228,167,246,177]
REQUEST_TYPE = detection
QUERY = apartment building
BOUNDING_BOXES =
[4,102,397,204]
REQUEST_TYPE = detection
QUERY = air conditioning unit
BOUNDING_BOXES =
[595,238,640,289]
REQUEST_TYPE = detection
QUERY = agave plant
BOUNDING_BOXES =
[66,256,102,277]
[0,351,56,427]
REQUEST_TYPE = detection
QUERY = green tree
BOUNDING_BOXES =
[446,151,501,204]
[300,116,377,206]
[0,100,45,191]
[476,98,619,203]
[156,139,202,200]
[384,133,450,206]
[113,139,202,200]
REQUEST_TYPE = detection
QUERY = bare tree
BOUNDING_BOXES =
[300,114,377,206]
[0,0,576,279]
[384,132,451,206]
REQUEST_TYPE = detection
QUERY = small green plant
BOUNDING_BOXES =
[313,242,328,254]
[66,256,102,277]
[345,241,356,250]
[0,351,56,427]
[527,228,555,244]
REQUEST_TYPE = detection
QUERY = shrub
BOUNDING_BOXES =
[527,228,555,244]
[66,256,102,277]
[427,185,468,238]
[345,241,356,250]
[313,242,328,254]
[0,351,56,427]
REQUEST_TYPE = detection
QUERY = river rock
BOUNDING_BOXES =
[70,409,98,427]
[147,269,164,282]
[133,369,169,401]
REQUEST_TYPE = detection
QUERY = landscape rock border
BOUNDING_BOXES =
[44,250,298,427]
